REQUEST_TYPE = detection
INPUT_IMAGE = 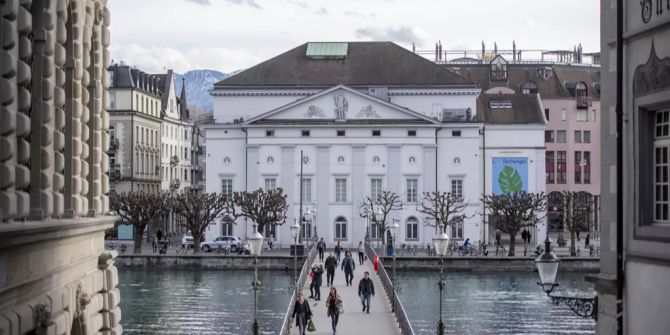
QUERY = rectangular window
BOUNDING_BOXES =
[264,178,276,191]
[584,131,591,143]
[406,218,418,240]
[406,179,418,203]
[337,130,345,137]
[370,222,382,240]
[557,130,567,143]
[583,151,591,184]
[591,110,596,122]
[408,130,417,137]
[451,179,463,200]
[577,109,588,122]
[266,130,275,137]
[452,130,461,137]
[221,179,233,198]
[335,178,347,203]
[574,130,582,143]
[546,151,555,184]
[451,219,464,239]
[301,130,310,137]
[222,217,234,236]
[575,151,582,184]
[544,108,550,121]
[301,178,312,203]
[557,151,567,184]
[561,109,567,121]
[372,130,381,137]
[545,130,555,143]
[370,178,383,201]
[655,110,670,224]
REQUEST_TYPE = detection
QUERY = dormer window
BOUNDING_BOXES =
[575,82,590,108]
[490,55,508,81]
[520,82,538,94]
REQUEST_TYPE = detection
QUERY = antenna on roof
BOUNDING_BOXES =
[412,42,415,54]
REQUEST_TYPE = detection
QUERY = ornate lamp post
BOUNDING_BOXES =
[248,224,265,335]
[535,236,598,319]
[290,219,301,287]
[433,224,450,335]
[386,219,399,313]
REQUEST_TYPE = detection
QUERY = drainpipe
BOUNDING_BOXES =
[242,127,249,235]
[435,127,441,237]
[615,0,624,332]
[481,125,486,244]
[131,113,134,192]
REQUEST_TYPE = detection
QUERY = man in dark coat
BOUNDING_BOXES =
[341,253,356,286]
[313,265,324,301]
[317,238,326,261]
[325,253,337,286]
[358,271,375,314]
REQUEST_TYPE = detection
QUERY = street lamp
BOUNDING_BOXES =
[433,224,450,335]
[386,219,399,313]
[374,207,383,245]
[248,224,265,335]
[535,236,598,319]
[290,218,301,288]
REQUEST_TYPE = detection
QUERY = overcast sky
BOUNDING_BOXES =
[108,0,600,74]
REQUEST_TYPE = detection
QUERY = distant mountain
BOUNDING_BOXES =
[173,69,231,114]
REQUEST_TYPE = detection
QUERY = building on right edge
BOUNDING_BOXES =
[595,0,670,333]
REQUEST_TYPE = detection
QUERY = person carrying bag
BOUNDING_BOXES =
[292,292,312,335]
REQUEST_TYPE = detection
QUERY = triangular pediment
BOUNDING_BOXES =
[245,85,437,124]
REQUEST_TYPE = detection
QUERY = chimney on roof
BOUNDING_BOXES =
[494,42,498,56]
[481,41,485,62]
[438,41,442,61]
[412,42,415,53]
[512,41,516,61]
[435,42,438,62]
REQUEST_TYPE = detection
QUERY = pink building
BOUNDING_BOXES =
[444,48,601,236]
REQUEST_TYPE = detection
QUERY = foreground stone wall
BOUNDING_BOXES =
[116,255,306,270]
[1,0,120,334]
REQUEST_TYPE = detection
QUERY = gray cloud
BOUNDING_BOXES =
[343,10,365,18]
[355,26,424,45]
[287,0,308,9]
[225,0,262,9]
[186,0,210,5]
[315,7,328,15]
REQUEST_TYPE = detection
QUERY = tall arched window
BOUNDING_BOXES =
[406,217,418,240]
[335,217,347,240]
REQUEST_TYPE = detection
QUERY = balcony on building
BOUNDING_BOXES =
[109,137,119,151]
[170,178,181,190]
[109,164,121,181]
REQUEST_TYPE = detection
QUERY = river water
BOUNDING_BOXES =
[118,268,594,334]
[396,271,595,335]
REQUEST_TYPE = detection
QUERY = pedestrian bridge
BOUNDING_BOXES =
[281,244,414,335]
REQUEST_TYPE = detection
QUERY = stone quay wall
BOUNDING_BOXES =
[379,256,600,272]
[1,0,120,334]
[116,255,306,270]
[114,255,598,272]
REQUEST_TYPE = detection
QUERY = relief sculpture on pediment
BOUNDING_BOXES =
[334,93,348,120]
[304,105,326,118]
[356,104,381,118]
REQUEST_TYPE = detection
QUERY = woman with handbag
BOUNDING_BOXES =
[292,292,312,335]
[325,287,343,335]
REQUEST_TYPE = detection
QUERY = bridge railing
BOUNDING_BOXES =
[279,243,317,335]
[365,243,416,335]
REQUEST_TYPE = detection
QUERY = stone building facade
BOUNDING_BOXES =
[0,0,121,333]
[594,0,670,333]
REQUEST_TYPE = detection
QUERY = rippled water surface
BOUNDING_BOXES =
[396,271,595,335]
[118,269,293,335]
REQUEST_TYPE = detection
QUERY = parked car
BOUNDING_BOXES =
[200,236,250,254]
[181,235,194,249]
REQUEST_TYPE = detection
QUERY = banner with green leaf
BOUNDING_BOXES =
[492,157,528,194]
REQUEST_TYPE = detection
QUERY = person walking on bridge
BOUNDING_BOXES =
[335,241,342,264]
[357,241,365,265]
[292,292,312,335]
[326,287,343,335]
[358,271,375,314]
[325,253,337,286]
[318,238,327,261]
[341,253,356,286]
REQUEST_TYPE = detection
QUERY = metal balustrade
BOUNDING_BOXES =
[280,243,317,335]
[364,243,417,335]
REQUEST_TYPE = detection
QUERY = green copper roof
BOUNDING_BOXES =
[306,42,348,59]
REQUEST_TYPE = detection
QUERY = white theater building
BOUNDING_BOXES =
[205,42,547,248]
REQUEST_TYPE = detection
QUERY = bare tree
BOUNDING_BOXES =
[109,191,172,254]
[223,188,289,236]
[172,192,229,254]
[417,191,470,234]
[554,191,593,256]
[481,191,547,256]
[359,190,403,245]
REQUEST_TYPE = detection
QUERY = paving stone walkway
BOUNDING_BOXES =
[290,255,401,335]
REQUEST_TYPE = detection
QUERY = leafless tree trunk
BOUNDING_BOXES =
[359,190,402,245]
[109,191,172,254]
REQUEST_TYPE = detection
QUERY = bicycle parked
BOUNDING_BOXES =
[494,244,507,256]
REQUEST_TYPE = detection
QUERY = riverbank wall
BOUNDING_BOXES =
[115,254,599,272]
